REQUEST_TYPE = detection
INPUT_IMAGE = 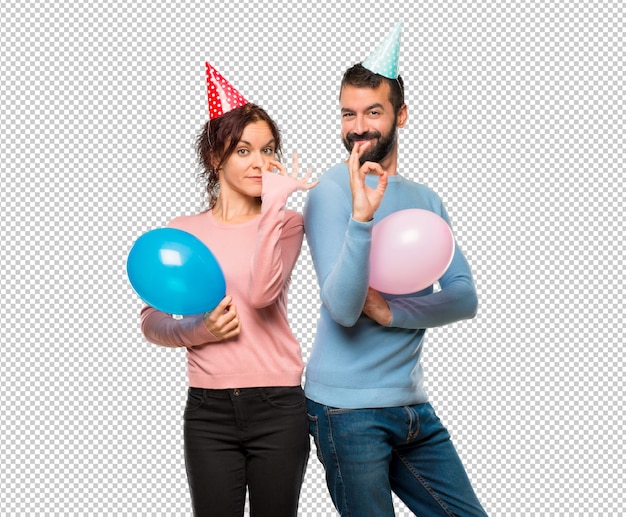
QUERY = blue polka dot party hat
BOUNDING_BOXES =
[361,21,402,79]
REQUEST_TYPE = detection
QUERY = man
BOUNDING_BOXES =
[304,22,489,517]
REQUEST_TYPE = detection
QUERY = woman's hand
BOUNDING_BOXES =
[203,295,241,341]
[263,151,318,195]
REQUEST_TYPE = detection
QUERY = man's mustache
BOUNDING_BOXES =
[346,131,381,143]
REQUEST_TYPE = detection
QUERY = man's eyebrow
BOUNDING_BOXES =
[341,103,385,113]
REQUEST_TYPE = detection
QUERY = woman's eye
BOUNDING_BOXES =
[237,149,249,155]
[263,148,275,155]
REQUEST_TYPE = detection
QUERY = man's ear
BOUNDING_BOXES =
[397,104,408,128]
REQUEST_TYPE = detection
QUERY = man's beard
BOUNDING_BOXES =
[342,122,397,165]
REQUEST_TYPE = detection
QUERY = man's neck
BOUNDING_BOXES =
[378,148,399,175]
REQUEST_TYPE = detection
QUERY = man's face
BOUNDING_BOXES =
[340,83,399,165]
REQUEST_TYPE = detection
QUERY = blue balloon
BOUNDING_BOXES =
[127,228,226,315]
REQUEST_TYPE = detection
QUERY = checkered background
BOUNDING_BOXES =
[1,1,623,515]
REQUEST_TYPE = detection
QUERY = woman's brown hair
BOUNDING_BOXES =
[196,103,282,208]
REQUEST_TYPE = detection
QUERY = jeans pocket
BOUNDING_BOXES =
[183,388,204,415]
[306,413,326,468]
[307,412,318,433]
[261,386,306,410]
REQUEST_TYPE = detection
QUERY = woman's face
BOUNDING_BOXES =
[217,121,277,201]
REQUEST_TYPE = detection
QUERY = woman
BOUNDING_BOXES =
[140,70,316,516]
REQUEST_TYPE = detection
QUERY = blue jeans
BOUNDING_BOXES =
[307,399,488,517]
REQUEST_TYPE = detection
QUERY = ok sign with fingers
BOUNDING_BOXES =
[348,141,389,222]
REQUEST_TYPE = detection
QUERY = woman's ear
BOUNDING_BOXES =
[208,150,220,171]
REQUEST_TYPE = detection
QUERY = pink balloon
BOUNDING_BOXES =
[370,209,455,294]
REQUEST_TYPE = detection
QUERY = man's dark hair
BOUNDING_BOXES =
[340,63,405,113]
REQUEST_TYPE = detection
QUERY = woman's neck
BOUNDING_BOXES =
[212,195,262,224]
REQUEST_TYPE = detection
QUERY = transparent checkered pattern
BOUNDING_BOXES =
[1,1,624,515]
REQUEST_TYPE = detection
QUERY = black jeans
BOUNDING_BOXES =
[184,386,310,517]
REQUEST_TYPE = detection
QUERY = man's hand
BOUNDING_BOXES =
[362,287,392,326]
[349,142,388,222]
[203,295,241,340]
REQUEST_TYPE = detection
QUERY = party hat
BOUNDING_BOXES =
[362,21,402,79]
[205,62,248,120]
